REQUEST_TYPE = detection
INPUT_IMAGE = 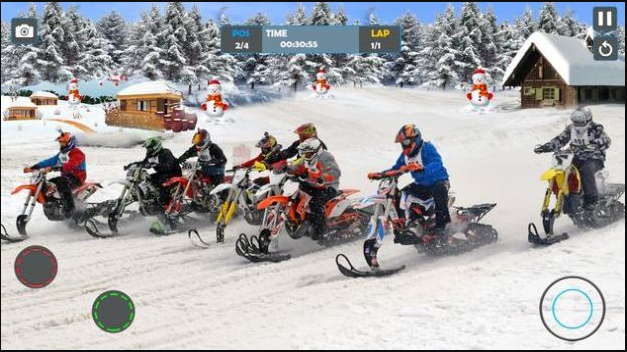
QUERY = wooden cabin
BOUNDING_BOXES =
[105,81,184,131]
[30,91,58,106]
[3,98,39,120]
[502,32,625,108]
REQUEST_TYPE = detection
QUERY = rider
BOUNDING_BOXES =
[133,137,182,205]
[369,124,451,245]
[278,123,328,160]
[237,132,283,186]
[287,137,341,240]
[534,107,611,210]
[24,132,86,218]
[178,129,227,185]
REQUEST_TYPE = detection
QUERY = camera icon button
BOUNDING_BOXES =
[11,18,38,45]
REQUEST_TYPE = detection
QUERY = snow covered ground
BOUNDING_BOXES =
[1,87,624,349]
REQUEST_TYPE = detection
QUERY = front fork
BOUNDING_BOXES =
[216,188,242,225]
[364,198,395,269]
[18,182,44,229]
[541,179,564,236]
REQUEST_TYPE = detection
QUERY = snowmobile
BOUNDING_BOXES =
[528,148,625,246]
[84,162,165,238]
[337,163,498,278]
[235,173,368,263]
[3,168,107,242]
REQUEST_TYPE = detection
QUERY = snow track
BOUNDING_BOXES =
[1,88,624,349]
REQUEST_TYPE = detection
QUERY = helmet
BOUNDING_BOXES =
[256,132,277,154]
[56,132,76,153]
[192,129,211,151]
[395,124,422,155]
[570,107,593,128]
[142,137,163,157]
[297,138,322,161]
[294,123,317,142]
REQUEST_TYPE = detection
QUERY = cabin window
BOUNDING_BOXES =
[543,88,555,100]
[120,100,127,110]
[524,87,534,96]
[137,100,148,112]
[538,65,543,79]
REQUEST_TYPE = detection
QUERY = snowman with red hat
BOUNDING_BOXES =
[66,78,82,106]
[312,67,331,97]
[465,68,494,110]
[201,77,229,117]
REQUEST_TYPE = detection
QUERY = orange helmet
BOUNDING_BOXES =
[395,124,422,155]
[56,132,76,152]
[294,123,317,142]
[56,132,72,145]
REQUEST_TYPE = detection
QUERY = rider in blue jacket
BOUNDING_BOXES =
[388,124,451,243]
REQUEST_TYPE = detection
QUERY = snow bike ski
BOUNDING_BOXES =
[1,223,27,243]
[336,254,405,278]
[12,168,106,237]
[529,148,625,246]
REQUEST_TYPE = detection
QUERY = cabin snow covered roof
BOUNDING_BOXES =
[502,32,625,87]
[116,81,183,97]
[30,91,58,98]
[6,97,37,108]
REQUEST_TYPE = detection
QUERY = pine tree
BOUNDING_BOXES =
[479,7,502,83]
[455,2,483,84]
[62,6,84,77]
[538,2,559,34]
[515,7,537,41]
[389,12,423,87]
[76,19,113,79]
[557,9,584,37]
[97,11,128,67]
[310,2,334,26]
[278,53,311,92]
[287,3,308,25]
[242,12,271,88]
[38,2,70,82]
[160,2,188,81]
[421,6,460,89]
[335,5,348,25]
[182,5,211,93]
[125,3,163,80]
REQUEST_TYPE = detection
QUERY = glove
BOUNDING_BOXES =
[253,161,267,172]
[401,162,423,173]
[307,167,323,183]
[367,172,383,180]
[23,166,33,174]
[534,144,553,154]
[271,160,287,172]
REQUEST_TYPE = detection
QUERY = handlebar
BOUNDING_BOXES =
[368,162,423,180]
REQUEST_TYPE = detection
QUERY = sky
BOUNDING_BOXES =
[1,2,625,26]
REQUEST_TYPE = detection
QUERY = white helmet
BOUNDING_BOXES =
[570,107,593,128]
[297,138,322,161]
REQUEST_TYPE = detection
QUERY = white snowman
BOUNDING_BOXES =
[201,78,229,117]
[66,78,82,106]
[312,67,331,96]
[466,68,494,108]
